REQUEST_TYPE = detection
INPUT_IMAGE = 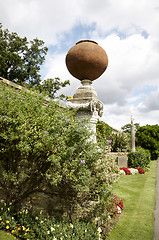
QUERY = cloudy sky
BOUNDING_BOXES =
[1,0,159,130]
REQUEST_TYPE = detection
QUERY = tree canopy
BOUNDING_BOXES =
[38,77,70,100]
[96,120,113,148]
[121,123,140,134]
[136,124,159,160]
[0,23,48,86]
[0,23,70,99]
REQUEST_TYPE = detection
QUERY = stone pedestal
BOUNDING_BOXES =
[67,80,103,143]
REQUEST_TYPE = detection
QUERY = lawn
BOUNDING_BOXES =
[107,160,157,240]
[0,230,17,240]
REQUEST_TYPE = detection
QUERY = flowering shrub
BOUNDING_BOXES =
[0,82,119,221]
[120,168,145,175]
[106,195,124,218]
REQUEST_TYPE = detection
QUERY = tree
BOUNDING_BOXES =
[96,120,113,148]
[0,82,119,219]
[111,131,130,152]
[0,23,70,99]
[121,123,140,134]
[0,22,48,86]
[136,124,159,160]
[38,77,70,99]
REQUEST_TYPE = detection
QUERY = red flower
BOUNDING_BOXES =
[106,195,124,218]
[120,167,131,175]
[136,168,145,174]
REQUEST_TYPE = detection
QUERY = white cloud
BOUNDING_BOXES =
[0,0,159,129]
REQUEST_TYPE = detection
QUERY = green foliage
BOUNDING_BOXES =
[121,123,140,134]
[38,77,70,99]
[96,120,113,149]
[0,23,48,86]
[0,203,103,239]
[111,132,130,152]
[0,82,119,220]
[136,124,159,160]
[128,147,151,168]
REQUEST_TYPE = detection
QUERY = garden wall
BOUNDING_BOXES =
[106,152,128,168]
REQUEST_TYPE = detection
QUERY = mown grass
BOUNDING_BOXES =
[0,230,17,240]
[107,160,157,240]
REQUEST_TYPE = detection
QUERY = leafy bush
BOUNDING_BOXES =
[136,124,159,160]
[0,82,119,221]
[128,147,151,168]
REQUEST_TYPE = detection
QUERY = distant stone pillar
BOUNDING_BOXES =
[131,116,135,152]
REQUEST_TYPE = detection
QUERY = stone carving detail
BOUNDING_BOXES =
[67,99,103,118]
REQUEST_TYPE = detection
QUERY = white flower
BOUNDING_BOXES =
[129,168,138,175]
[51,227,55,232]
[117,206,121,214]
[47,230,50,234]
[120,170,125,175]
[97,227,102,233]
[70,223,73,228]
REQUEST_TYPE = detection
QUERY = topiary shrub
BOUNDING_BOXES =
[128,147,151,168]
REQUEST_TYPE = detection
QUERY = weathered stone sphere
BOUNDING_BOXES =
[65,40,108,81]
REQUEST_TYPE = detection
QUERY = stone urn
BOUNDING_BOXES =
[65,40,108,81]
[66,40,108,143]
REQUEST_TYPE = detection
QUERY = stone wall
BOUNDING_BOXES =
[106,152,128,168]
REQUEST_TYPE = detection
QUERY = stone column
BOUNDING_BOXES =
[131,116,136,152]
[67,80,103,143]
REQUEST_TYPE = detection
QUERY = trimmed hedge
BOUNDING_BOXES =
[128,147,151,168]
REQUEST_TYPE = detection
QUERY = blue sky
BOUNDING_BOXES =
[1,0,159,129]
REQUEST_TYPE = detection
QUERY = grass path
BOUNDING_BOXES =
[107,160,157,240]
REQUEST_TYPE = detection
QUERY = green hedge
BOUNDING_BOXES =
[128,147,151,168]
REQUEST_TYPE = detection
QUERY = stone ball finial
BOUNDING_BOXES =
[65,40,108,81]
